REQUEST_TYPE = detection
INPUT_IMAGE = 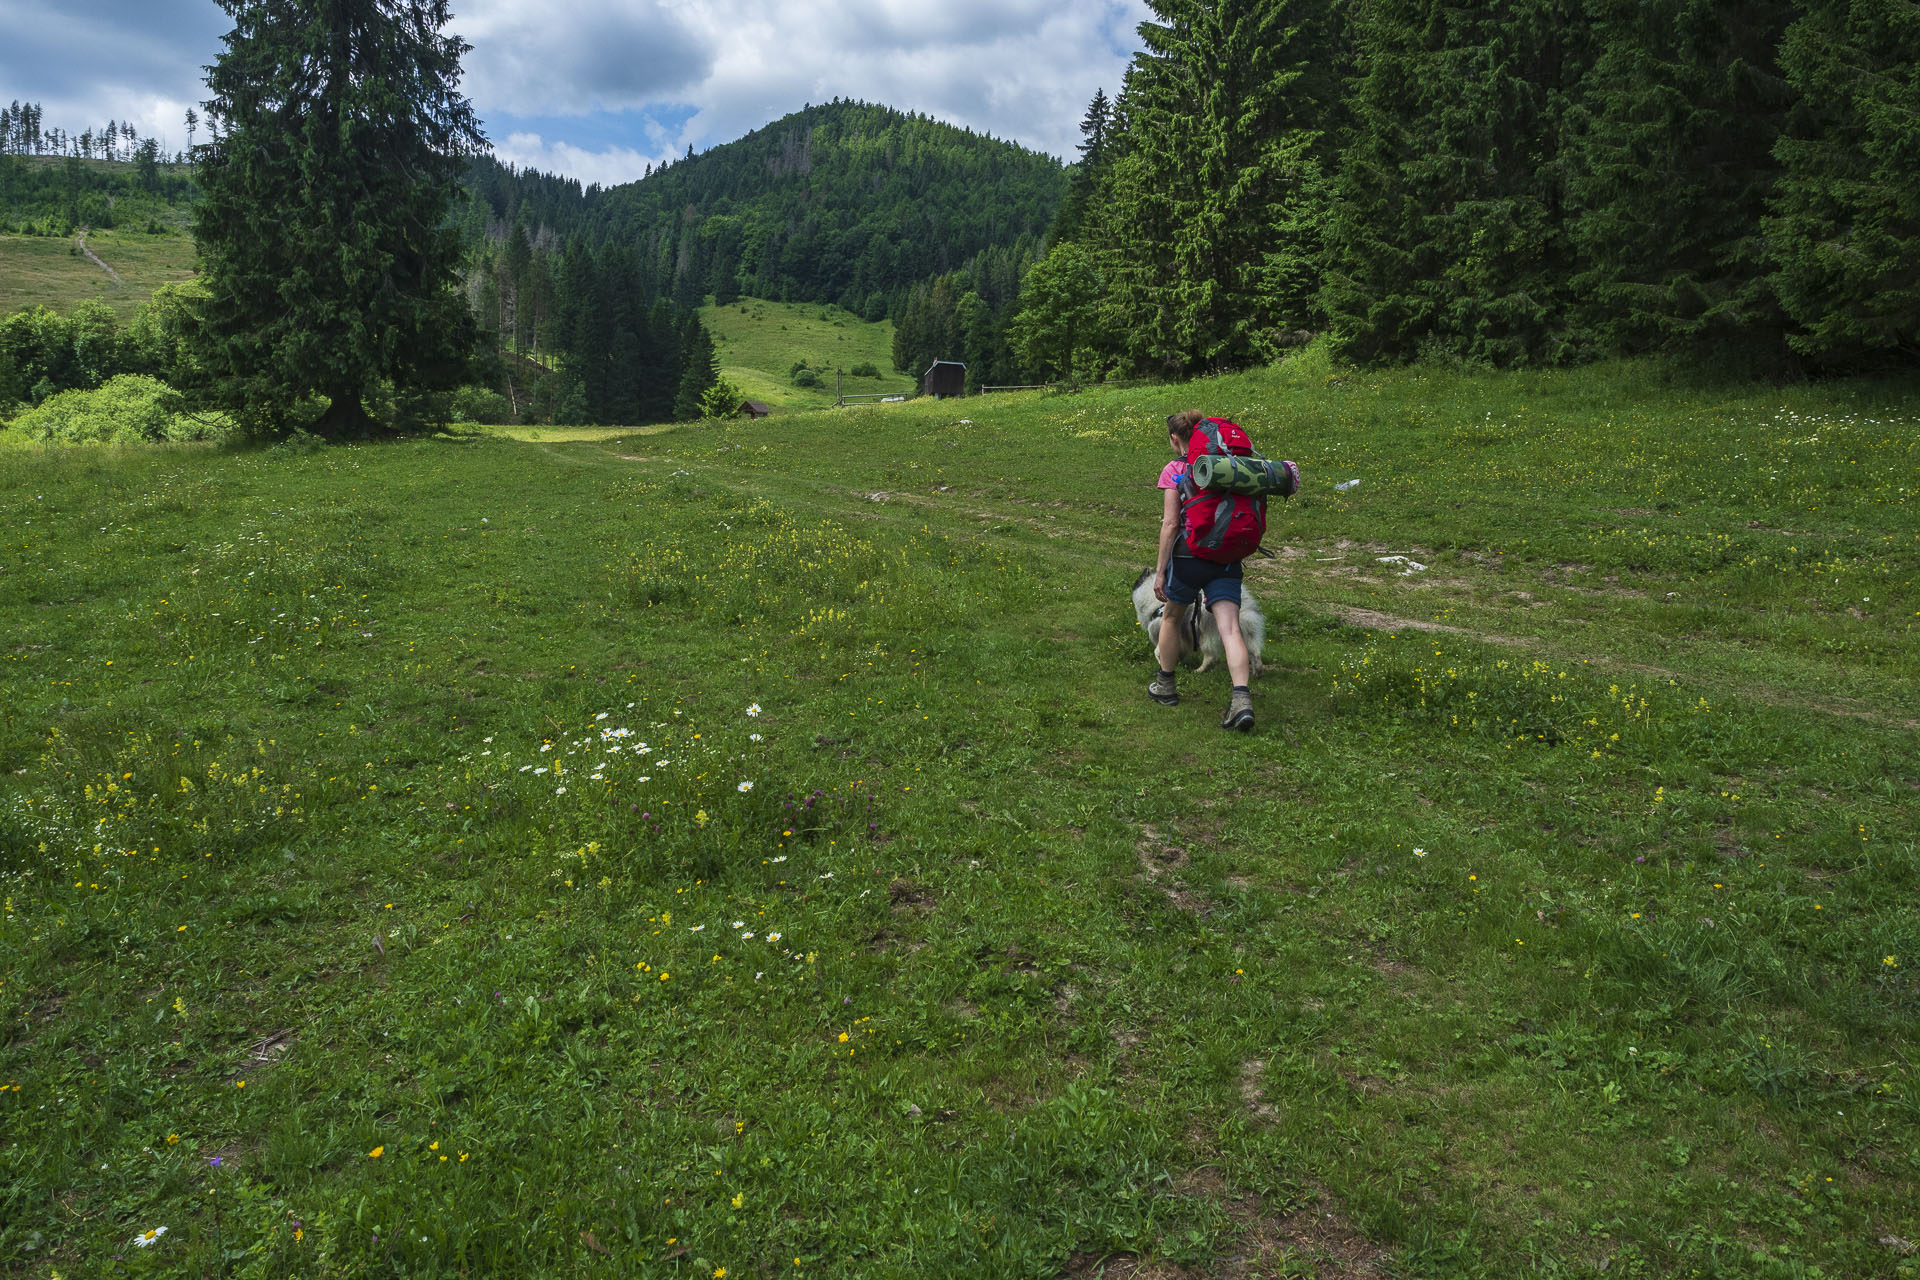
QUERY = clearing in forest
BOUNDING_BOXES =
[1,357,1915,1277]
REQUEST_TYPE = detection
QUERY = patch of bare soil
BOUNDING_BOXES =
[1135,825,1209,915]
[1239,1059,1281,1124]
[224,1029,295,1082]
[889,878,938,914]
[1062,1178,1389,1279]
[1333,606,1525,646]
[1228,1184,1390,1280]
[1060,1253,1183,1279]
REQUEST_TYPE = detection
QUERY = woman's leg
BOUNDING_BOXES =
[1210,600,1253,687]
[1155,603,1188,675]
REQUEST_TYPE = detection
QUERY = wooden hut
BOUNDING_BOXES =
[738,400,772,420]
[923,361,966,399]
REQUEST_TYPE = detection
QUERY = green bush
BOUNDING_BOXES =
[9,375,223,444]
[791,368,823,388]
[449,385,514,424]
[848,361,879,378]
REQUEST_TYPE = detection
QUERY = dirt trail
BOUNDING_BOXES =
[595,450,1918,733]
[74,228,124,286]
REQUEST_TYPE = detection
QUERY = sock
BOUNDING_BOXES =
[1232,684,1249,695]
[1158,669,1176,682]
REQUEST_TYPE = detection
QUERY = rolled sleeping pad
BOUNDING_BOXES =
[1191,453,1300,498]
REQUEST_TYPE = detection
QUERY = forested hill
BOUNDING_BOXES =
[461,101,1069,321]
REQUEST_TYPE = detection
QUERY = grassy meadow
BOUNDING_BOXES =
[699,299,915,412]
[0,228,197,320]
[1,358,1916,1278]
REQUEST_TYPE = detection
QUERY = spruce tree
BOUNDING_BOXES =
[1568,0,1797,359]
[1767,0,1920,364]
[190,0,485,437]
[1322,0,1588,365]
[1049,88,1114,245]
[673,319,718,421]
[1166,0,1337,368]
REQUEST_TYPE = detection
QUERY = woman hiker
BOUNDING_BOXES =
[1150,409,1256,732]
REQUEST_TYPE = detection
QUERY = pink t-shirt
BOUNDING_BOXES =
[1157,459,1186,490]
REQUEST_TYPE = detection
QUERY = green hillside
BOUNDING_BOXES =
[0,227,197,319]
[698,298,915,412]
[465,101,1067,319]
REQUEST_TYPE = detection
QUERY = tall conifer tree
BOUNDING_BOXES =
[191,0,485,437]
[673,319,719,421]
[1322,0,1588,365]
[1568,0,1797,358]
[1767,0,1920,363]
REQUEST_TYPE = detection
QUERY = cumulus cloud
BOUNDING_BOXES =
[2,0,1150,183]
[457,2,713,117]
[0,0,229,151]
[481,0,1150,161]
[492,132,661,190]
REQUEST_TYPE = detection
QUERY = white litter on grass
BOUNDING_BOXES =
[1335,479,1362,492]
[1377,555,1427,575]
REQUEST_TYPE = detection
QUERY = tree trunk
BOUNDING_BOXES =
[316,389,377,439]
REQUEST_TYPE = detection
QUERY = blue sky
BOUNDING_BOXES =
[0,0,1150,185]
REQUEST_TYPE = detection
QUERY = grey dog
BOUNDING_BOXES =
[1131,568,1266,676]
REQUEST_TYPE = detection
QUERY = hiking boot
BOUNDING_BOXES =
[1221,688,1254,732]
[1148,672,1179,706]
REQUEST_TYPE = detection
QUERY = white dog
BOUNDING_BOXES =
[1132,568,1266,675]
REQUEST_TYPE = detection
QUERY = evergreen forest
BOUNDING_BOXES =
[1031,0,1918,379]
[454,100,1069,408]
[6,1,1916,436]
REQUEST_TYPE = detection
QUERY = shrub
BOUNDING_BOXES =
[792,368,823,388]
[848,361,879,378]
[449,385,514,424]
[9,375,223,444]
[699,376,746,420]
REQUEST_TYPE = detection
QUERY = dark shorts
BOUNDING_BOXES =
[1165,557,1242,610]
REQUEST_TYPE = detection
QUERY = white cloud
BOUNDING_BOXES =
[492,132,662,189]
[2,0,1151,181]
[456,3,712,117]
[454,0,1149,163]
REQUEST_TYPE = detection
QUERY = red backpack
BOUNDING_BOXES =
[1179,418,1266,563]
